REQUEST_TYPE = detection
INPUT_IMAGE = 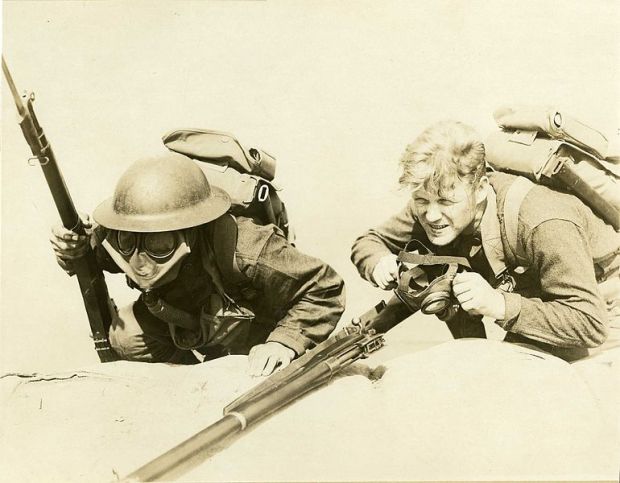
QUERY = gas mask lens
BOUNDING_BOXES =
[115,231,178,259]
[395,239,471,318]
[116,231,137,256]
[143,232,176,259]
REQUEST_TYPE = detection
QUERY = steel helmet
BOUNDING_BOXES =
[93,152,231,232]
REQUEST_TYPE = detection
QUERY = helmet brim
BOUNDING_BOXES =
[93,186,232,232]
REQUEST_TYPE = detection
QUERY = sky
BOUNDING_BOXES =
[1,0,619,372]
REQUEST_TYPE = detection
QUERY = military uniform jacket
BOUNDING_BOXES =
[95,216,345,356]
[351,171,620,352]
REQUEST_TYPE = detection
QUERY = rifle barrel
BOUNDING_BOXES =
[124,334,381,481]
[224,294,411,413]
[2,58,118,362]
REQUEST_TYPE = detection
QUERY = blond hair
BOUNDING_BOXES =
[399,121,485,196]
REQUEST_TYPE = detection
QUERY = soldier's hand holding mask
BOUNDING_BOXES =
[248,341,295,377]
[372,254,399,290]
[49,213,92,275]
[452,272,506,320]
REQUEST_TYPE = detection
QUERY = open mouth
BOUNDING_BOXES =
[428,223,449,230]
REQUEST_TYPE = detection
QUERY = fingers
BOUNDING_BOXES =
[248,351,279,377]
[452,271,478,284]
[78,212,92,230]
[51,223,79,241]
[262,355,279,377]
[50,239,89,259]
[372,255,399,290]
[454,290,473,305]
[451,272,504,318]
[248,346,277,377]
[451,281,471,298]
[247,345,263,376]
[50,224,90,260]
[377,276,397,290]
[247,343,295,377]
[452,272,483,296]
[278,356,292,371]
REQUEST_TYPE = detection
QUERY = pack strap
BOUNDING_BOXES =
[503,176,535,266]
[397,251,471,269]
[209,214,247,287]
[143,294,199,329]
[398,262,459,294]
[199,234,238,309]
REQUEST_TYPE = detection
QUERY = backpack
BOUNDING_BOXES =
[484,106,620,293]
[485,105,620,231]
[162,128,294,243]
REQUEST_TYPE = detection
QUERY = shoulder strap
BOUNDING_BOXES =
[207,214,247,288]
[503,176,535,266]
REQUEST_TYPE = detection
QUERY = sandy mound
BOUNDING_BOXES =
[1,340,618,482]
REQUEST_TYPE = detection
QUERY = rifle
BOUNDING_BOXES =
[2,57,118,363]
[123,295,412,482]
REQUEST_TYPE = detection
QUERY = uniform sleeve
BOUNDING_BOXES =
[496,219,608,348]
[350,201,418,283]
[239,233,346,356]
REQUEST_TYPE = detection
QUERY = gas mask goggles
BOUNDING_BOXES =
[102,229,194,290]
[394,240,471,321]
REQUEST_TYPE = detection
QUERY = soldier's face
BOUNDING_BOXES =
[412,178,487,246]
[103,229,194,290]
[116,231,179,280]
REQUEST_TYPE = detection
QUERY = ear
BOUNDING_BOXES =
[474,176,489,205]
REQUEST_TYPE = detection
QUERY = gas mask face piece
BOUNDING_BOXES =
[102,229,195,290]
[395,240,471,319]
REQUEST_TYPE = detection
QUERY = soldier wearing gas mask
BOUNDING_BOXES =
[51,153,345,375]
[351,121,619,361]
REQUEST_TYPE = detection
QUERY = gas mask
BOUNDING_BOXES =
[102,229,195,290]
[395,240,471,320]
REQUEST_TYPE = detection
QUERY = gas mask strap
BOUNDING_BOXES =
[397,266,424,294]
[142,294,200,330]
[397,250,471,269]
[444,262,459,280]
[199,234,238,308]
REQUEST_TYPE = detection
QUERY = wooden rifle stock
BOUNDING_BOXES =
[123,295,411,481]
[2,57,118,362]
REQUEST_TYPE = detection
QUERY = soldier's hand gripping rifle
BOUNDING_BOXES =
[2,57,118,362]
[123,295,412,482]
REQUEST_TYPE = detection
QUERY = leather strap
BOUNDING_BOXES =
[397,251,471,269]
[503,176,535,266]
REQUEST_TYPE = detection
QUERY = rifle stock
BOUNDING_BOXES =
[2,57,118,362]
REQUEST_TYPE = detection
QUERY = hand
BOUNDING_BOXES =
[49,213,92,275]
[371,254,399,290]
[248,341,296,377]
[452,271,506,320]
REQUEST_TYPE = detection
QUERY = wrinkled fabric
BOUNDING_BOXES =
[351,172,620,357]
[96,217,345,359]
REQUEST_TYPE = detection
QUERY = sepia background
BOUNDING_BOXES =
[1,2,619,482]
[2,1,619,372]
